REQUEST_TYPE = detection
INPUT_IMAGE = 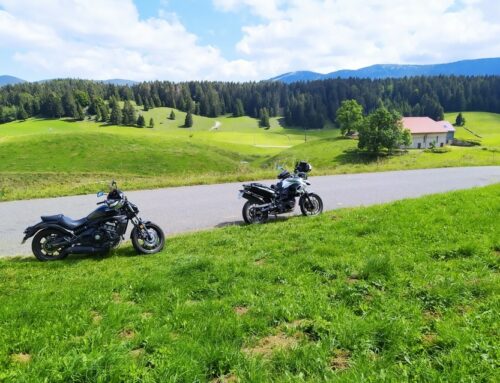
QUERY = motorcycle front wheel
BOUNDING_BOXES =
[131,222,165,254]
[242,200,269,224]
[299,193,323,216]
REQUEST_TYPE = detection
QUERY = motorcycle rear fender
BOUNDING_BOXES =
[22,222,73,244]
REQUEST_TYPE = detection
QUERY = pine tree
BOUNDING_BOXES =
[185,111,193,127]
[233,98,244,117]
[110,102,122,125]
[16,105,28,120]
[136,94,143,106]
[121,100,136,125]
[96,107,102,122]
[455,112,465,126]
[62,92,77,118]
[76,103,84,120]
[169,110,176,120]
[100,103,110,122]
[259,107,270,128]
[137,115,145,127]
[149,118,155,128]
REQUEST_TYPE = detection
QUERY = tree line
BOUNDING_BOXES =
[1,76,500,127]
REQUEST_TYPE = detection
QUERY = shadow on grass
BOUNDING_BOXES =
[6,245,142,264]
[334,148,408,165]
[215,215,290,229]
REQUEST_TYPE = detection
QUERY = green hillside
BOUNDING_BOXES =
[1,185,498,382]
[0,111,498,201]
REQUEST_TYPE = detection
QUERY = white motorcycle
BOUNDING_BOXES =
[239,161,323,224]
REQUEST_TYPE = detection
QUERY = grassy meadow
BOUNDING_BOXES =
[1,185,499,382]
[0,108,499,201]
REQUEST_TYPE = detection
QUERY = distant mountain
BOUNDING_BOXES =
[0,75,26,86]
[270,57,500,83]
[102,79,138,86]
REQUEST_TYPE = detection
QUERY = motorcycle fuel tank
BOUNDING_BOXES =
[87,205,116,221]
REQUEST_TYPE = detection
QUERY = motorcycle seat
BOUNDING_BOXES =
[41,214,87,230]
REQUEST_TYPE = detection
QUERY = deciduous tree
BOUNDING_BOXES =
[335,99,364,135]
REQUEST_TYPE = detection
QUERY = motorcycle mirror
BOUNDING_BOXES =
[97,191,105,197]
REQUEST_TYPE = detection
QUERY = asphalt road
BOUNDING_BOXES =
[1,166,499,257]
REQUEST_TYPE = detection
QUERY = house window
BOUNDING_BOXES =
[417,143,421,149]
[440,143,444,147]
[436,136,439,142]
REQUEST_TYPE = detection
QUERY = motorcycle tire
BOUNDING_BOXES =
[131,222,165,255]
[242,200,269,224]
[32,228,69,261]
[299,193,323,216]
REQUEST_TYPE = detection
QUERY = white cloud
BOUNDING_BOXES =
[213,0,285,19]
[0,0,499,81]
[217,0,500,76]
[0,0,254,81]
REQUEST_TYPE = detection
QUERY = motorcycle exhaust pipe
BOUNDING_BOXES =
[61,246,108,256]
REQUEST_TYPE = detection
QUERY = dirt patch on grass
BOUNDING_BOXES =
[347,274,360,284]
[422,333,438,346]
[243,332,298,357]
[330,349,350,371]
[130,348,145,358]
[91,310,102,324]
[423,310,442,321]
[119,329,136,340]
[254,259,265,266]
[141,312,153,320]
[112,292,122,303]
[210,373,239,383]
[234,306,249,316]
[11,353,32,364]
[282,319,307,329]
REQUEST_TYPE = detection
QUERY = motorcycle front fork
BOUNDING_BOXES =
[131,216,153,241]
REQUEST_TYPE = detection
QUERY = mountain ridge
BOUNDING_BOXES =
[269,57,500,83]
[0,76,138,87]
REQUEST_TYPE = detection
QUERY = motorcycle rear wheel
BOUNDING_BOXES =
[32,228,69,261]
[242,200,269,224]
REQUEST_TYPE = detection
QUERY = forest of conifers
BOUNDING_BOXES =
[1,76,500,128]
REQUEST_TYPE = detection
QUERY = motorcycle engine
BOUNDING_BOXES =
[93,221,121,244]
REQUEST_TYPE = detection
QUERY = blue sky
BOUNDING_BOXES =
[135,0,247,60]
[0,0,499,82]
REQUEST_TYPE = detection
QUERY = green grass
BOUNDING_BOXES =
[0,111,499,201]
[1,185,498,382]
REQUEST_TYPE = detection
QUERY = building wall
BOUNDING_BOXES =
[410,133,448,149]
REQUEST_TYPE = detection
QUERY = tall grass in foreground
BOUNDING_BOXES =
[0,185,499,382]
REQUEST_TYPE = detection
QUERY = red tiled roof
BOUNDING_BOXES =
[402,117,449,134]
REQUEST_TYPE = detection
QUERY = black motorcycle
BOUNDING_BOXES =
[239,161,323,224]
[22,181,165,261]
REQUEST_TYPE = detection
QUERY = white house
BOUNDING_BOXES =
[402,117,455,149]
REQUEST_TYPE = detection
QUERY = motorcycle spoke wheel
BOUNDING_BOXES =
[300,194,323,216]
[243,202,268,224]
